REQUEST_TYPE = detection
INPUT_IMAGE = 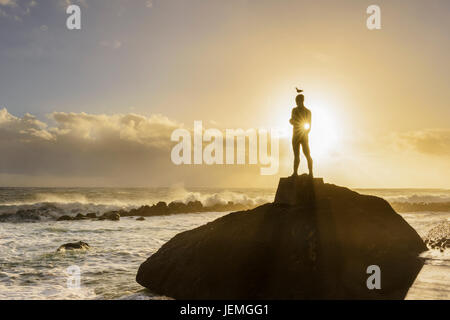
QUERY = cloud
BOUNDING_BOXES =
[0,108,180,147]
[48,110,180,147]
[0,108,53,141]
[0,0,18,6]
[0,108,291,187]
[394,129,450,156]
[0,0,35,20]
[0,108,184,184]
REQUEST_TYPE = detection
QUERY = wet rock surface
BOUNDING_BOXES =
[424,221,450,252]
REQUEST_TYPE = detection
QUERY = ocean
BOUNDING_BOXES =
[0,187,448,300]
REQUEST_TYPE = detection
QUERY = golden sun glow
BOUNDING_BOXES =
[309,104,340,158]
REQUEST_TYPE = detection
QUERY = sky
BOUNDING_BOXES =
[0,0,449,188]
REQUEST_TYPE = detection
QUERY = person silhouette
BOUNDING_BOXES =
[290,88,313,177]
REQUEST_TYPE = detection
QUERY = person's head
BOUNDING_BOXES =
[296,94,304,106]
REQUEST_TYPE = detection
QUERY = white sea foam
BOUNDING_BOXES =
[0,187,274,222]
[0,212,228,300]
[166,186,271,207]
[386,194,450,203]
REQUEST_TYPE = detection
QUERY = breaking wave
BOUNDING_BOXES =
[361,190,450,213]
[1,187,449,223]
[390,202,450,213]
[0,188,273,223]
[385,194,450,204]
[167,187,270,207]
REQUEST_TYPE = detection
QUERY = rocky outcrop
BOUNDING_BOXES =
[57,213,100,221]
[1,200,258,224]
[424,221,450,252]
[75,213,87,220]
[99,211,121,221]
[57,241,90,252]
[136,175,427,299]
[0,204,62,222]
[57,215,73,221]
[86,212,97,219]
[124,200,252,218]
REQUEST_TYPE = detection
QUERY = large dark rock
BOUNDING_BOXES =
[136,175,427,299]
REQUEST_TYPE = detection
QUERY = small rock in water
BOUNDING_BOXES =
[57,215,73,221]
[57,241,90,252]
[86,212,97,219]
[136,217,145,221]
[75,213,86,220]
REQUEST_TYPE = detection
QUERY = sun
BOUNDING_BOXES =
[308,101,340,158]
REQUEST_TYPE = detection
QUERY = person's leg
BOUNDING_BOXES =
[302,138,313,177]
[292,137,300,176]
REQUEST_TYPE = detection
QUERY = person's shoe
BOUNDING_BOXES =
[291,172,298,178]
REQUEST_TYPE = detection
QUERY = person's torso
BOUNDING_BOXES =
[292,106,311,129]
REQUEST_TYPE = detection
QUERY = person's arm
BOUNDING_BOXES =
[307,110,312,132]
[289,109,295,126]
